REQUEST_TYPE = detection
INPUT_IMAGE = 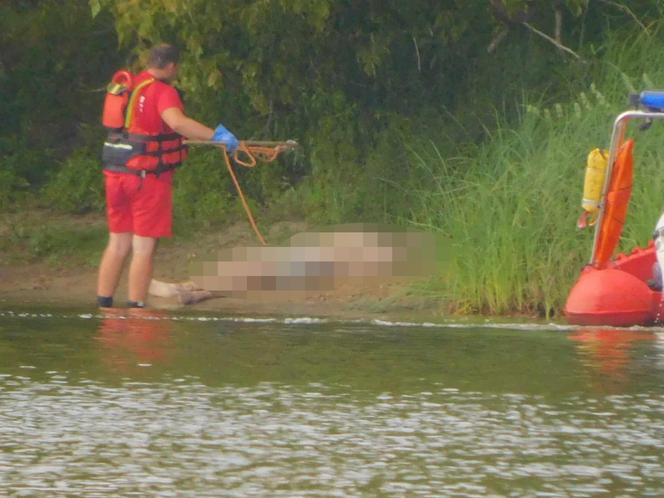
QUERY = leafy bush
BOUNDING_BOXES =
[172,149,236,231]
[42,149,104,214]
[0,1,123,191]
[0,170,29,211]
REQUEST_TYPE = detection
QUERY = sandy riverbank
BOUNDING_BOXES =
[0,218,443,321]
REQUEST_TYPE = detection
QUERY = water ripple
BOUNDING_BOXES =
[0,308,588,332]
[0,377,662,496]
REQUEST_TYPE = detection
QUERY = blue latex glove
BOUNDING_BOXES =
[212,124,239,153]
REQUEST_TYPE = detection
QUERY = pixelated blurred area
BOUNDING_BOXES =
[186,225,438,296]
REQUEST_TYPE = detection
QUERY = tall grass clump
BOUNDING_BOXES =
[408,104,606,316]
[408,26,664,316]
[599,25,664,247]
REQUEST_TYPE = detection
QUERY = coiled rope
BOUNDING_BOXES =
[186,140,298,245]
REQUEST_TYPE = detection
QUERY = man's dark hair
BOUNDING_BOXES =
[147,44,180,69]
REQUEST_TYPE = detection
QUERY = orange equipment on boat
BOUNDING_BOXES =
[577,148,608,229]
[592,139,634,269]
[564,100,664,326]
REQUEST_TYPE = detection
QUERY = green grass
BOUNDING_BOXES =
[8,26,664,318]
[0,216,107,268]
[400,28,664,317]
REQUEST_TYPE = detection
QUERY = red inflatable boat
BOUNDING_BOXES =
[565,109,664,326]
[565,243,663,326]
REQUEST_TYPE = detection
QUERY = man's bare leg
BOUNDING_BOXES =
[128,235,158,304]
[97,232,132,306]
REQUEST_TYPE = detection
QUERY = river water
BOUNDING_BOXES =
[0,308,662,497]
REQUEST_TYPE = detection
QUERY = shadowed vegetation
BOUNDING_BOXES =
[3,1,664,315]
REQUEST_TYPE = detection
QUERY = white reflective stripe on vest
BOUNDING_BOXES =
[104,142,133,150]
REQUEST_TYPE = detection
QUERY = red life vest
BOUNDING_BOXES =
[101,70,187,176]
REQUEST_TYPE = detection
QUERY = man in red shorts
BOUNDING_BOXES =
[97,44,238,308]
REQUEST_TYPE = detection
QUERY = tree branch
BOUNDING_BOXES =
[487,28,508,53]
[598,0,649,34]
[412,35,421,73]
[522,22,582,60]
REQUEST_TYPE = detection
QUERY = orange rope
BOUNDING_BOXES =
[219,141,296,245]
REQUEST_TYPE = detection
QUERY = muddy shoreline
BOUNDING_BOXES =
[0,215,448,320]
[0,264,442,322]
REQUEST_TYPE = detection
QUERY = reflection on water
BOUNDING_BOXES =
[570,328,657,393]
[0,310,663,496]
[96,308,174,372]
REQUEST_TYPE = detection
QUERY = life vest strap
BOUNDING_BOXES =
[124,78,155,129]
[140,144,188,157]
[102,130,187,172]
[102,74,188,175]
[108,130,184,144]
[126,132,182,142]
[103,162,180,177]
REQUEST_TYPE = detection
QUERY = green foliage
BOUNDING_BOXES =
[1,218,107,267]
[7,0,664,315]
[42,149,105,214]
[172,149,236,231]
[0,170,29,211]
[402,25,664,316]
[92,0,507,150]
[410,109,602,316]
[0,0,123,190]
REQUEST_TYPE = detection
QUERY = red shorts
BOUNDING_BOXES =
[104,170,174,238]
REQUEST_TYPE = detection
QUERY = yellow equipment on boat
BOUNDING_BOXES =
[578,148,609,229]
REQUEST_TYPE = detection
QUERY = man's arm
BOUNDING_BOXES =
[161,107,214,140]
